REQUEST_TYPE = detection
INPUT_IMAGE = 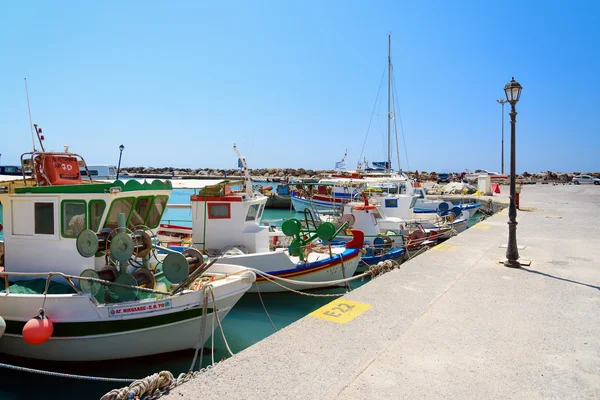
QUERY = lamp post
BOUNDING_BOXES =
[503,77,523,268]
[116,144,124,180]
[496,99,507,174]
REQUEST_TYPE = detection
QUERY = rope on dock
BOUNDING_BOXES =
[101,371,178,400]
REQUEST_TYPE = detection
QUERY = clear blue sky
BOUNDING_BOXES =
[1,1,598,173]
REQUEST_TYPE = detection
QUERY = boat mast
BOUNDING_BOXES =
[387,34,392,172]
[233,143,254,197]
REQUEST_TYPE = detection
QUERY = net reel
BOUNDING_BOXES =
[76,228,154,265]
[160,248,206,284]
[76,227,157,301]
[281,218,348,260]
[373,235,393,254]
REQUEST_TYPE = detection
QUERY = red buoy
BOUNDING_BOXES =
[22,310,53,345]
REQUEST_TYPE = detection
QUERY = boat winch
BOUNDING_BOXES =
[281,218,349,260]
[76,222,208,301]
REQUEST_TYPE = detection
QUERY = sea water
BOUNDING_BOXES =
[0,193,484,399]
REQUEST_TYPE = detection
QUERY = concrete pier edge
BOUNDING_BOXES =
[162,185,600,399]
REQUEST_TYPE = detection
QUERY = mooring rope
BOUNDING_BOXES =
[255,279,279,331]
[0,363,136,383]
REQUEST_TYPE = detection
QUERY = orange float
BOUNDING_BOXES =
[22,310,54,345]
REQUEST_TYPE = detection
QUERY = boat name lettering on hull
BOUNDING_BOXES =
[109,300,172,317]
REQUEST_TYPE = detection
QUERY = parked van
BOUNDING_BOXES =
[437,172,450,184]
[81,165,127,180]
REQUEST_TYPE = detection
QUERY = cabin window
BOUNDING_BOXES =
[89,200,106,232]
[61,200,86,238]
[256,204,264,221]
[130,197,153,227]
[34,202,55,235]
[208,203,230,219]
[385,199,398,208]
[409,196,418,209]
[104,198,135,230]
[84,169,99,176]
[4,166,17,173]
[246,204,260,221]
[146,196,168,228]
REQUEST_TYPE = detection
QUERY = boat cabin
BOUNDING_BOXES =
[0,151,171,278]
[188,181,269,253]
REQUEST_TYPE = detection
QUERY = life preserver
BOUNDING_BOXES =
[33,154,82,186]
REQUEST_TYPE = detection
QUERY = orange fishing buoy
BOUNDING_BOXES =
[22,309,53,345]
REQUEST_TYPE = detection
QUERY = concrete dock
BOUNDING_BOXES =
[164,184,600,399]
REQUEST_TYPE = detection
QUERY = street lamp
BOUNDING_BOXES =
[116,144,125,180]
[503,77,523,268]
[496,99,507,174]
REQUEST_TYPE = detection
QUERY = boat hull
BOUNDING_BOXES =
[0,266,254,361]
[265,193,291,209]
[221,248,361,293]
[413,201,481,215]
[291,192,345,213]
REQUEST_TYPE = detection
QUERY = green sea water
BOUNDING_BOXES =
[0,190,484,400]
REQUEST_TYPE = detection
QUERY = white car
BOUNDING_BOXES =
[572,175,600,185]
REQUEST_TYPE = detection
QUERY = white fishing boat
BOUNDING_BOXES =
[0,141,255,361]
[156,145,362,293]
[411,186,481,215]
[290,178,363,213]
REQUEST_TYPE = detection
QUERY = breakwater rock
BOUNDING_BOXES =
[122,167,598,184]
[122,167,330,180]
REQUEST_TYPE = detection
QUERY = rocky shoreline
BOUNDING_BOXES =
[122,167,598,183]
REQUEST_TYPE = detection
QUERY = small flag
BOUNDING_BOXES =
[238,158,245,168]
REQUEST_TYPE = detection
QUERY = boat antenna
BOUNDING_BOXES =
[24,78,37,151]
[233,143,253,197]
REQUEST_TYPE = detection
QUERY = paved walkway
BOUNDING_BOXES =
[165,184,600,399]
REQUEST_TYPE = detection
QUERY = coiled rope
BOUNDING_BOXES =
[101,371,178,400]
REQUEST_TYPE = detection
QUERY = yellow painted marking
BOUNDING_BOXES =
[432,243,459,252]
[472,225,491,230]
[519,207,537,211]
[309,299,371,324]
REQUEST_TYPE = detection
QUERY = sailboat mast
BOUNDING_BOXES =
[387,34,392,172]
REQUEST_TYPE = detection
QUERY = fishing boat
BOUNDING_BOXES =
[463,169,508,183]
[412,186,481,215]
[264,182,292,209]
[290,178,363,213]
[0,140,255,361]
[317,199,408,271]
[156,145,362,293]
